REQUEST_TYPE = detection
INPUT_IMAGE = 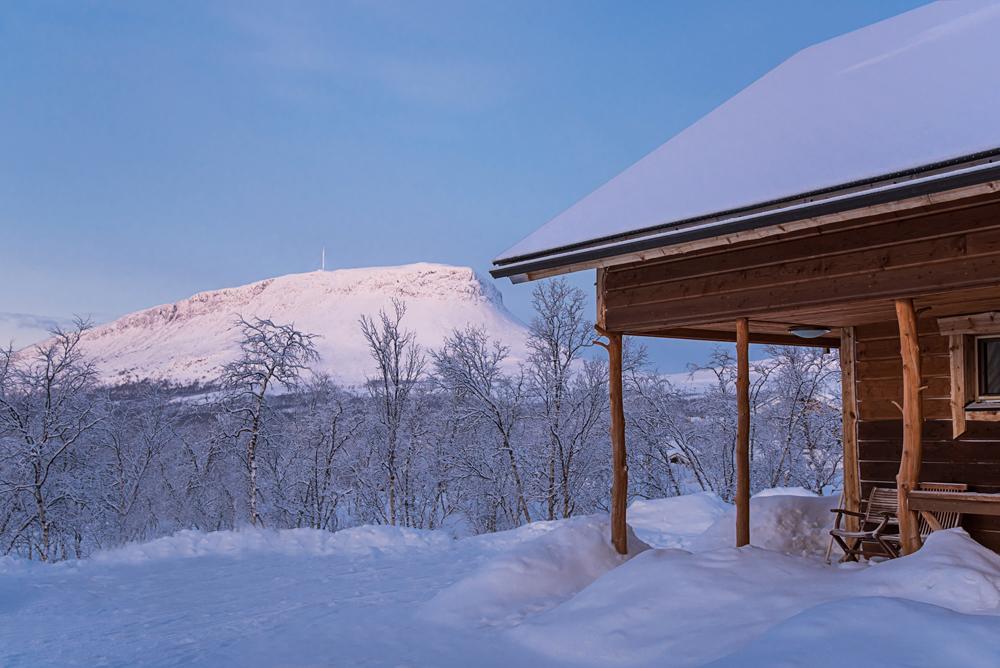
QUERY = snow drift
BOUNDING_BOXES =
[510,528,1000,667]
[626,492,731,549]
[689,490,840,557]
[423,515,649,628]
[60,263,529,387]
[92,525,452,565]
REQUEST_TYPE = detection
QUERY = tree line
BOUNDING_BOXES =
[0,279,842,561]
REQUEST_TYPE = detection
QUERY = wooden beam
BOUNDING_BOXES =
[736,318,751,547]
[938,311,1000,335]
[630,327,840,349]
[895,298,924,555]
[602,330,629,555]
[607,219,1000,307]
[609,251,1000,331]
[605,206,1000,294]
[840,326,861,532]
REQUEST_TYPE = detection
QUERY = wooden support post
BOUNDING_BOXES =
[736,318,751,548]
[895,298,923,555]
[595,325,628,555]
[840,327,861,532]
[603,331,629,554]
[607,331,628,555]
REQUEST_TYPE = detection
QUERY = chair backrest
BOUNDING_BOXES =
[916,482,968,537]
[863,487,899,526]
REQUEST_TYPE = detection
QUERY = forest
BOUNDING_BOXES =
[0,280,842,561]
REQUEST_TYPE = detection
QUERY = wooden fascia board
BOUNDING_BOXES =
[509,178,1000,282]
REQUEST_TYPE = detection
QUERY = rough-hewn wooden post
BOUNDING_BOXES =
[736,318,751,547]
[840,327,861,532]
[895,298,923,555]
[607,331,628,555]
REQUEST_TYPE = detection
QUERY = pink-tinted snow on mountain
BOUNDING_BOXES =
[74,263,528,387]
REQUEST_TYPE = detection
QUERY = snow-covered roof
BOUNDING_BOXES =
[493,1,1000,276]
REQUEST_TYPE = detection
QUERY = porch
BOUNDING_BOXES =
[589,191,1000,556]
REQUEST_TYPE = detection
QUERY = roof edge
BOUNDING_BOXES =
[491,151,1000,281]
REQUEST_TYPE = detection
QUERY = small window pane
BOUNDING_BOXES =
[978,337,1000,397]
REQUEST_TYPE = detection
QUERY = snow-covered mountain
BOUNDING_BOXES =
[72,263,529,387]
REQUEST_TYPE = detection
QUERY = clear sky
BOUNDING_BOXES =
[1,0,927,370]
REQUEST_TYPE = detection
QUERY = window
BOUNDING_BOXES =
[937,312,1000,437]
[977,336,1000,401]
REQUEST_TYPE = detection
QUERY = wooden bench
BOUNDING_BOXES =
[907,490,1000,518]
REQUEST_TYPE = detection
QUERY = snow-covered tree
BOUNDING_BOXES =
[359,299,425,526]
[526,279,594,519]
[0,321,102,560]
[432,326,531,525]
[220,317,319,526]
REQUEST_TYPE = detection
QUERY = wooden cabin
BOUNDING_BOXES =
[491,2,1000,556]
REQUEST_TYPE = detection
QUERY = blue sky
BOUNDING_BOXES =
[0,0,926,370]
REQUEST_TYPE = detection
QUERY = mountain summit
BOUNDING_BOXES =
[76,263,529,387]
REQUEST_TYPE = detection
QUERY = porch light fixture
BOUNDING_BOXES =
[788,325,832,339]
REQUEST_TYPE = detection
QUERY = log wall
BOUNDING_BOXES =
[854,318,1000,552]
[603,196,1000,332]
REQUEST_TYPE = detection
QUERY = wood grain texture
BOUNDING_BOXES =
[602,199,1000,331]
[895,298,923,555]
[605,331,628,555]
[841,327,861,532]
[736,318,751,548]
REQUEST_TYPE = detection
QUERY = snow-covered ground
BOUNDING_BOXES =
[3,492,1000,667]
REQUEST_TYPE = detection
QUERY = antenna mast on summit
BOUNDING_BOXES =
[321,247,326,271]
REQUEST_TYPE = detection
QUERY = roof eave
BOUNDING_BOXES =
[491,156,1000,281]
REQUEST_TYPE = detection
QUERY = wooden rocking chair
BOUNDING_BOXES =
[830,482,967,561]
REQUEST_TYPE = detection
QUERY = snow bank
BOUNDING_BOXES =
[855,528,1000,613]
[706,596,1000,668]
[752,486,818,498]
[92,525,451,565]
[511,528,1000,666]
[690,491,838,557]
[423,514,649,628]
[626,492,730,549]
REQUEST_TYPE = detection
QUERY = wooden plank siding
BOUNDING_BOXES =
[602,198,1000,332]
[854,318,1000,553]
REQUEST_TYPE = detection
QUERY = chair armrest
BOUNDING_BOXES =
[831,507,866,531]
[831,509,866,518]
[870,513,895,537]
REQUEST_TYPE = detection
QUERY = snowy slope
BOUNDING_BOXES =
[70,263,529,387]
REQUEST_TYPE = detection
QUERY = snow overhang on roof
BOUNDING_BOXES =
[491,1,1000,281]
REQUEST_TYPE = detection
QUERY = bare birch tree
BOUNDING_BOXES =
[432,326,531,524]
[526,279,593,519]
[220,317,318,526]
[0,320,101,560]
[360,299,425,526]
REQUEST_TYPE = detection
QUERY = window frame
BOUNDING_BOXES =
[938,311,1000,437]
[975,334,1000,403]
